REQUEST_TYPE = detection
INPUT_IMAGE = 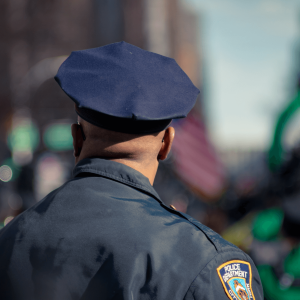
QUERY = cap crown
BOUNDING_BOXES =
[55,42,199,121]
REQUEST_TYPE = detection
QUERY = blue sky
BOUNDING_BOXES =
[183,0,300,149]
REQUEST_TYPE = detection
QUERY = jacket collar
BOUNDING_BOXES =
[73,158,162,202]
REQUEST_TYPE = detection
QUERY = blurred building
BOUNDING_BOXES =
[97,0,202,86]
[1,0,98,156]
[0,0,99,218]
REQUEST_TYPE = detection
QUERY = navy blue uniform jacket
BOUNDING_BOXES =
[0,158,263,300]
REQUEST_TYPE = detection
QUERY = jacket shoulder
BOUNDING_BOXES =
[178,212,239,253]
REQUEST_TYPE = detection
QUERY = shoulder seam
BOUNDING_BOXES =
[181,215,218,251]
[171,212,235,252]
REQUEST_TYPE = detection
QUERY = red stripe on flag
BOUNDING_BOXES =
[171,112,225,199]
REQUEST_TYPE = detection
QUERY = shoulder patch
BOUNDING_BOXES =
[217,260,255,300]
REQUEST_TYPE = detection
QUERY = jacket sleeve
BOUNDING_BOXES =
[184,249,264,300]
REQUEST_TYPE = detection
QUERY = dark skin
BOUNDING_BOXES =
[71,116,175,185]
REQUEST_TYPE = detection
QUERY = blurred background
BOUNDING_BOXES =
[1,0,300,298]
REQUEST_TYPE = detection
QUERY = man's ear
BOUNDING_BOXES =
[158,126,175,161]
[71,123,84,160]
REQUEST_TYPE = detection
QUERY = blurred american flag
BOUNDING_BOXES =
[172,111,226,201]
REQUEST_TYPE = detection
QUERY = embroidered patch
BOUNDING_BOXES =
[217,260,255,300]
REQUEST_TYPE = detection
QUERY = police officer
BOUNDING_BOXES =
[0,42,263,300]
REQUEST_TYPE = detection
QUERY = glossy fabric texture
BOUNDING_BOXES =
[0,158,263,300]
[55,42,200,121]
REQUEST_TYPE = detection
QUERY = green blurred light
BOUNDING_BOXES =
[285,247,300,278]
[258,265,300,300]
[7,122,39,152]
[43,123,73,151]
[268,91,300,171]
[252,208,283,241]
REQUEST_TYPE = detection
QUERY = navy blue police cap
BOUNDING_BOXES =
[55,41,200,134]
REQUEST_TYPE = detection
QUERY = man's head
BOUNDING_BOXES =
[55,42,199,182]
